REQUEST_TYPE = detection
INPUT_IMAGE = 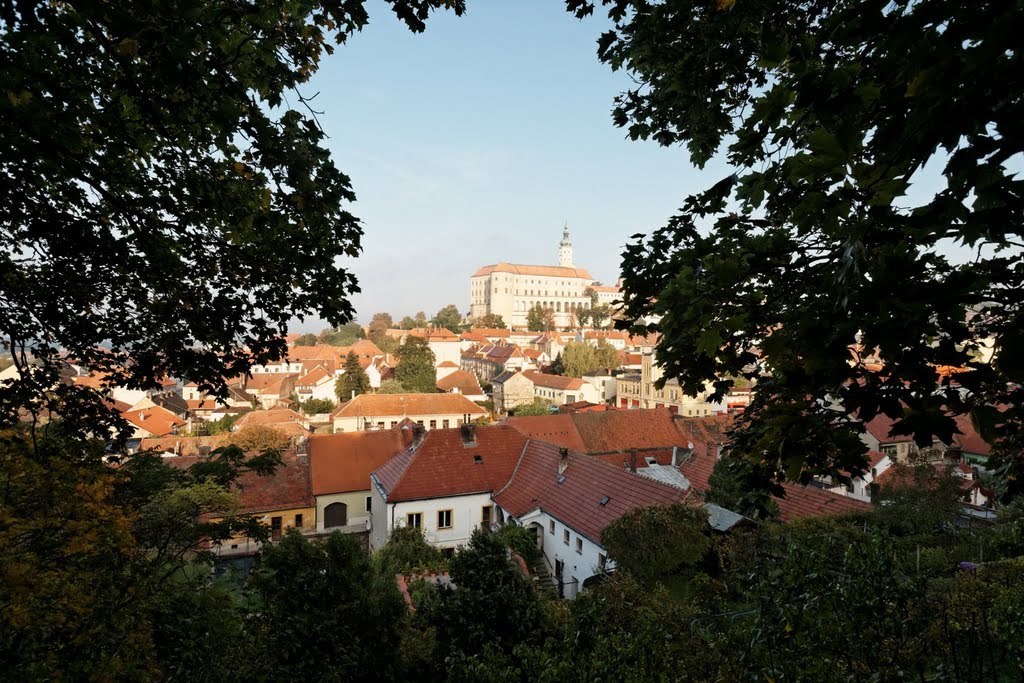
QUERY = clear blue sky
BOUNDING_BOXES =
[295,0,732,329]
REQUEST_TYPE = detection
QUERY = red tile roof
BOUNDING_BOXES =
[573,409,692,452]
[950,414,991,456]
[862,413,915,444]
[507,414,587,451]
[121,405,186,437]
[494,441,694,544]
[296,366,332,387]
[167,452,314,514]
[437,360,460,368]
[522,370,584,391]
[332,393,487,418]
[373,425,528,502]
[508,409,693,454]
[676,444,872,521]
[308,429,413,495]
[408,327,461,341]
[472,262,593,280]
[435,370,484,396]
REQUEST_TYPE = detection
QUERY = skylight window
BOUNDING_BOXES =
[473,455,483,464]
[599,496,610,506]
[556,474,566,484]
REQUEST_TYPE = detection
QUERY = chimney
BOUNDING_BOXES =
[460,423,477,447]
[628,448,638,473]
[558,447,569,474]
[412,423,427,448]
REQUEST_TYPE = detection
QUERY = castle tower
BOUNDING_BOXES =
[558,222,573,268]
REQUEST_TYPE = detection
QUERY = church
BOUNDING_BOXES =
[469,226,601,329]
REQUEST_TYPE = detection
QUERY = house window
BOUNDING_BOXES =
[391,421,398,428]
[437,510,453,529]
[406,512,422,529]
[429,420,437,429]
[576,538,583,555]
[416,420,424,426]
[598,553,607,571]
[563,530,569,545]
[482,505,492,528]
[270,516,282,541]
[442,419,450,428]
[365,496,372,512]
[294,513,303,528]
[377,421,384,429]
[549,520,555,535]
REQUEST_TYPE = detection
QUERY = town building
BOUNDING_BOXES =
[470,226,621,330]
[369,424,524,551]
[331,393,488,433]
[523,370,602,407]
[615,353,719,415]
[491,369,536,414]
[308,428,413,532]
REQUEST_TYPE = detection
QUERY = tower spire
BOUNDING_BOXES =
[558,222,573,267]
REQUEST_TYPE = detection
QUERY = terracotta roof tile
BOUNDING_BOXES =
[472,262,593,279]
[522,370,583,391]
[436,370,483,396]
[950,414,992,456]
[309,429,413,495]
[507,414,586,451]
[493,442,693,544]
[332,393,487,418]
[573,409,691,452]
[675,422,872,522]
[121,405,186,437]
[373,425,528,501]
[862,413,915,444]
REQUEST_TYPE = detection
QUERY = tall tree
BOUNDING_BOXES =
[574,306,591,329]
[473,313,507,329]
[593,340,620,371]
[293,333,318,347]
[376,378,407,394]
[431,304,463,333]
[394,337,436,393]
[526,304,554,332]
[335,350,370,401]
[398,315,418,330]
[1,0,464,442]
[368,312,394,340]
[561,342,597,378]
[572,0,1024,501]
[589,304,612,330]
[245,530,406,680]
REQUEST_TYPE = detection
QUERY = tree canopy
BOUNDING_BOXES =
[572,0,1024,503]
[431,304,463,333]
[473,313,506,329]
[559,340,620,377]
[335,350,371,401]
[394,337,436,393]
[526,304,554,332]
[0,0,464,443]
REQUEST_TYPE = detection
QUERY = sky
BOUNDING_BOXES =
[295,0,733,330]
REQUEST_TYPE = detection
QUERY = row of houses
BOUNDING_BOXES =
[170,409,910,598]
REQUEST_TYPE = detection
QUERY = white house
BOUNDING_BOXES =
[523,370,601,407]
[332,393,488,433]
[295,365,337,403]
[494,442,692,598]
[369,424,526,551]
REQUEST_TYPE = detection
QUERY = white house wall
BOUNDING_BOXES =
[387,493,494,550]
[511,508,613,599]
